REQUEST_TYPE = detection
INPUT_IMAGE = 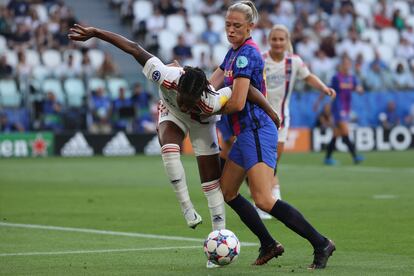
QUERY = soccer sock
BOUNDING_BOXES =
[161,144,193,214]
[227,194,275,247]
[326,137,336,159]
[201,179,225,230]
[269,200,326,248]
[342,135,357,159]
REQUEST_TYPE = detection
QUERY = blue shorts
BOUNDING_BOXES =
[228,123,277,171]
[333,109,350,124]
[217,117,233,142]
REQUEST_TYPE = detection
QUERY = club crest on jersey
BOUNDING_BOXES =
[236,56,248,68]
[152,70,161,81]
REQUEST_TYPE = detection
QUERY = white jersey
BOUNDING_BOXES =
[142,57,232,123]
[263,52,310,126]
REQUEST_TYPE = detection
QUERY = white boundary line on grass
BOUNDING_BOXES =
[0,222,258,246]
[282,164,414,174]
[0,246,201,257]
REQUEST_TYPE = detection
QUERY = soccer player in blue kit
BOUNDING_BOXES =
[209,1,335,269]
[315,55,364,165]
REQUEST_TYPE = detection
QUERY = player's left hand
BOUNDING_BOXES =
[68,24,96,41]
[323,87,336,99]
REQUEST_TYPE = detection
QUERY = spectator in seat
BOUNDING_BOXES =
[201,19,220,47]
[97,52,118,78]
[392,9,405,32]
[172,34,192,65]
[89,86,112,134]
[0,112,24,132]
[9,22,32,49]
[56,53,81,79]
[364,60,392,92]
[392,62,413,91]
[374,1,392,29]
[112,86,133,131]
[42,91,63,131]
[130,82,153,133]
[378,101,400,130]
[0,55,13,78]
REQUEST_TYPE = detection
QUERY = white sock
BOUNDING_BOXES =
[201,179,225,230]
[161,144,193,214]
[272,184,282,200]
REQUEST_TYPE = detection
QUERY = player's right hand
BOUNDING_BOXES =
[68,24,96,41]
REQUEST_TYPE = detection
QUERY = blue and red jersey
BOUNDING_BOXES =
[219,37,271,136]
[331,72,358,114]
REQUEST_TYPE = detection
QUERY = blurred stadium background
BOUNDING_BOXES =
[0,0,413,156]
[1,1,414,274]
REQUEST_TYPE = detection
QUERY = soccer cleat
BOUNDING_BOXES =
[308,239,336,269]
[353,155,365,164]
[253,241,284,265]
[184,209,202,229]
[324,158,339,166]
[206,260,221,269]
[255,206,272,220]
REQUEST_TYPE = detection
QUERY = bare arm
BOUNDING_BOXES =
[246,85,280,129]
[219,77,249,114]
[304,74,336,98]
[209,67,225,90]
[68,24,153,67]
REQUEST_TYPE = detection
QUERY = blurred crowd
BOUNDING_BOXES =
[1,0,414,134]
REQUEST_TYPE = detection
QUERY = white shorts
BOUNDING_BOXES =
[158,101,220,156]
[278,116,290,143]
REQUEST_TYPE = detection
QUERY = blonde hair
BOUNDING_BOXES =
[227,0,259,25]
[269,24,294,54]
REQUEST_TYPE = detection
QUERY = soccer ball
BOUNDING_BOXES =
[203,229,240,266]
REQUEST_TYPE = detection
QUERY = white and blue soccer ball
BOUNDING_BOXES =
[203,229,240,266]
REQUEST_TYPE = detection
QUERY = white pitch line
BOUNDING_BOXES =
[0,222,258,246]
[283,164,414,174]
[0,246,200,257]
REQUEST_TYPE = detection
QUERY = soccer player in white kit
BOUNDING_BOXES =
[261,25,336,213]
[68,24,280,238]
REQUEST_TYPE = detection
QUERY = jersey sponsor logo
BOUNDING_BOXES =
[152,70,161,82]
[103,132,136,156]
[236,56,248,68]
[61,132,93,157]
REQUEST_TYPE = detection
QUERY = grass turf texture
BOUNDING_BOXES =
[0,151,413,275]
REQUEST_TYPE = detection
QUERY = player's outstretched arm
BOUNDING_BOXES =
[305,74,336,99]
[68,24,153,67]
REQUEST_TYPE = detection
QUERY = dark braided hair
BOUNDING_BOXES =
[178,66,216,104]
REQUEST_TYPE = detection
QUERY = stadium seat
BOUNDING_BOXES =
[42,78,65,104]
[376,44,394,64]
[212,44,229,66]
[220,32,231,46]
[0,35,6,52]
[406,15,414,28]
[64,78,86,107]
[87,49,105,70]
[158,30,178,61]
[87,77,106,92]
[390,58,409,72]
[360,44,375,63]
[42,49,62,69]
[353,1,372,19]
[166,14,186,34]
[63,49,83,67]
[33,4,48,22]
[0,79,21,107]
[380,28,400,47]
[107,77,129,99]
[133,0,153,22]
[192,43,211,64]
[32,65,51,82]
[188,15,207,35]
[361,28,380,45]
[25,49,41,67]
[392,1,410,18]
[4,49,17,67]
[208,14,225,33]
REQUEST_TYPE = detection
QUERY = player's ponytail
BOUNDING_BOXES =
[270,24,294,54]
[228,0,259,25]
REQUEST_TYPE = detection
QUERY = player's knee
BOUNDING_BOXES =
[253,196,274,213]
[221,187,238,203]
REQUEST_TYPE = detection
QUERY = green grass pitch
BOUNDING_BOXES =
[1,151,414,275]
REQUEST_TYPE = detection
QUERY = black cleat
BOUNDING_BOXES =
[308,239,336,269]
[253,241,284,265]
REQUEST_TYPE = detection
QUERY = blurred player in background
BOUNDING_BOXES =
[260,24,336,216]
[315,54,364,165]
[209,1,335,269]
